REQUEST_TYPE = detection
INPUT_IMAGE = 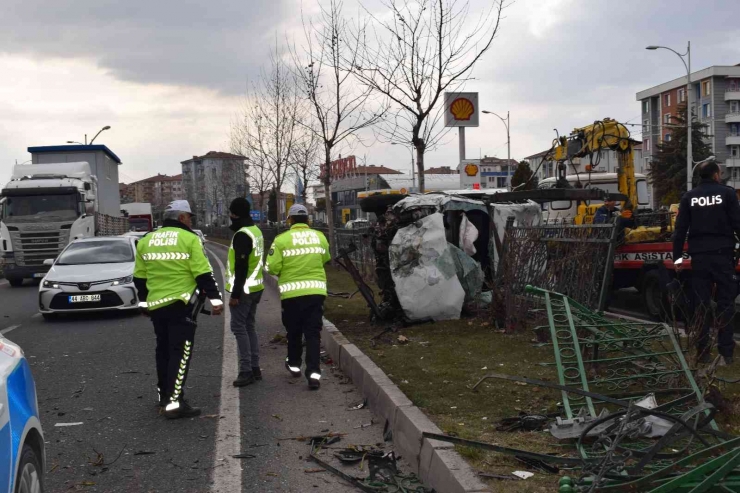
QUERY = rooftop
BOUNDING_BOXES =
[356,165,403,175]
[426,166,459,174]
[636,64,740,100]
[181,151,246,163]
[27,144,122,164]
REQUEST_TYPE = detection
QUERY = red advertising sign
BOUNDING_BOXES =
[320,155,357,180]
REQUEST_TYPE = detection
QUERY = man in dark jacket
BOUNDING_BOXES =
[225,198,265,387]
[593,198,617,224]
[673,161,740,364]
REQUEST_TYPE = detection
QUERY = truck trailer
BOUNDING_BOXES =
[0,145,125,286]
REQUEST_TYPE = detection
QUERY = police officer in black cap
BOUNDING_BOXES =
[673,161,740,364]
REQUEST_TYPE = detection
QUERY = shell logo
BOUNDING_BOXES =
[464,163,479,176]
[450,98,475,121]
[399,188,408,194]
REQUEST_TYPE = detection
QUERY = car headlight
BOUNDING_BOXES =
[112,275,134,286]
[42,280,60,289]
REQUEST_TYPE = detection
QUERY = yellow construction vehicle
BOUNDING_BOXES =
[552,118,637,223]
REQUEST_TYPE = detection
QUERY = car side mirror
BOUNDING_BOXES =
[43,259,54,266]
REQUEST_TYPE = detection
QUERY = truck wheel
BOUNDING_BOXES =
[8,278,23,287]
[14,444,43,493]
[642,270,668,321]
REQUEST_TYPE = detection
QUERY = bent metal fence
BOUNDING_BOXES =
[495,219,617,331]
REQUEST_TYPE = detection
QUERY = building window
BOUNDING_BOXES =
[731,146,740,158]
[663,93,671,107]
[664,133,672,142]
[702,103,711,119]
[731,124,740,136]
[678,88,686,103]
[730,101,740,113]
[663,113,671,124]
[703,80,711,96]
[496,177,507,188]
[643,100,649,113]
[643,139,650,152]
[729,80,740,92]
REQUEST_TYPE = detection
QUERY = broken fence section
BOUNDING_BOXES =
[495,220,617,330]
[460,287,737,491]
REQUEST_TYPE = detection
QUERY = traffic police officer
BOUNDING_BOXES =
[225,197,265,387]
[133,200,223,418]
[673,161,740,365]
[266,204,331,389]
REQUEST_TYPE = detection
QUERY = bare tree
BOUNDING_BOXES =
[291,129,322,204]
[352,0,504,192]
[230,118,274,224]
[231,43,302,222]
[291,0,385,255]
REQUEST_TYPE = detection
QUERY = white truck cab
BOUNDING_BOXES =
[537,173,651,222]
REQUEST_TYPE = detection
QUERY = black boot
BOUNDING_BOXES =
[252,367,262,381]
[163,400,201,420]
[233,372,256,387]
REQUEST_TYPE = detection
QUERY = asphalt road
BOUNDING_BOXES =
[1,243,401,492]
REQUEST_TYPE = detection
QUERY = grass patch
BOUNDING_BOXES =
[324,266,740,492]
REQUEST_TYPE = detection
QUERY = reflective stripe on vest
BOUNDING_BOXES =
[147,291,191,308]
[142,252,191,261]
[282,247,326,257]
[278,280,327,294]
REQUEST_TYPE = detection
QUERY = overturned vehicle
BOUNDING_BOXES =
[358,192,541,323]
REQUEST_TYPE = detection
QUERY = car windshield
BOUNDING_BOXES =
[4,194,79,223]
[128,218,150,231]
[56,240,134,265]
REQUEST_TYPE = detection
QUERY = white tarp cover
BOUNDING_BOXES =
[490,201,542,269]
[390,212,465,321]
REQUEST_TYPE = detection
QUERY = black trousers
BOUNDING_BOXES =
[691,253,737,357]
[281,295,325,378]
[151,302,197,404]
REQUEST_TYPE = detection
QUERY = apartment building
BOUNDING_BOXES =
[180,151,248,227]
[636,64,740,186]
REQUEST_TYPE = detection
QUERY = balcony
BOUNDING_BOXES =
[726,88,740,101]
[727,112,740,124]
[725,158,740,168]
[727,136,740,146]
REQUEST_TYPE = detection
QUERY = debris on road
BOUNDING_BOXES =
[512,470,534,480]
[232,453,256,459]
[54,422,83,427]
[348,398,368,410]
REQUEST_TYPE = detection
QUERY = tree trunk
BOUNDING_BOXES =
[416,145,425,193]
[324,151,337,260]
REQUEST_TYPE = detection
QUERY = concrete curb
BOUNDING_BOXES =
[322,317,491,493]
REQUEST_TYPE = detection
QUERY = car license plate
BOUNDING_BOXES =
[33,273,45,278]
[68,295,101,303]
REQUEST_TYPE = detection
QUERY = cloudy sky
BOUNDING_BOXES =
[1,0,738,189]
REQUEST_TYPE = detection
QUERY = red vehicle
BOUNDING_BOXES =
[121,202,153,232]
[612,240,740,320]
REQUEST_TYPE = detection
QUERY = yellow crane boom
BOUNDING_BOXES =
[553,118,637,212]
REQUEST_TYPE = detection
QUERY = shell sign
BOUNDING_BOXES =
[444,92,479,127]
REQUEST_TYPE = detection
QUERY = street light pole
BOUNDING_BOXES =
[647,42,692,191]
[89,125,111,145]
[482,110,512,189]
[392,143,416,191]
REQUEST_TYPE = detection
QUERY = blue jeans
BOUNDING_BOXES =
[229,291,263,373]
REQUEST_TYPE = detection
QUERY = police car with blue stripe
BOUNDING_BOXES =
[0,334,44,493]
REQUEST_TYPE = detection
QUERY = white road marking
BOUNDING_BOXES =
[206,247,243,493]
[1,325,20,335]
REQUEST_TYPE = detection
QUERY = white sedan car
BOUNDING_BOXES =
[38,237,139,319]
